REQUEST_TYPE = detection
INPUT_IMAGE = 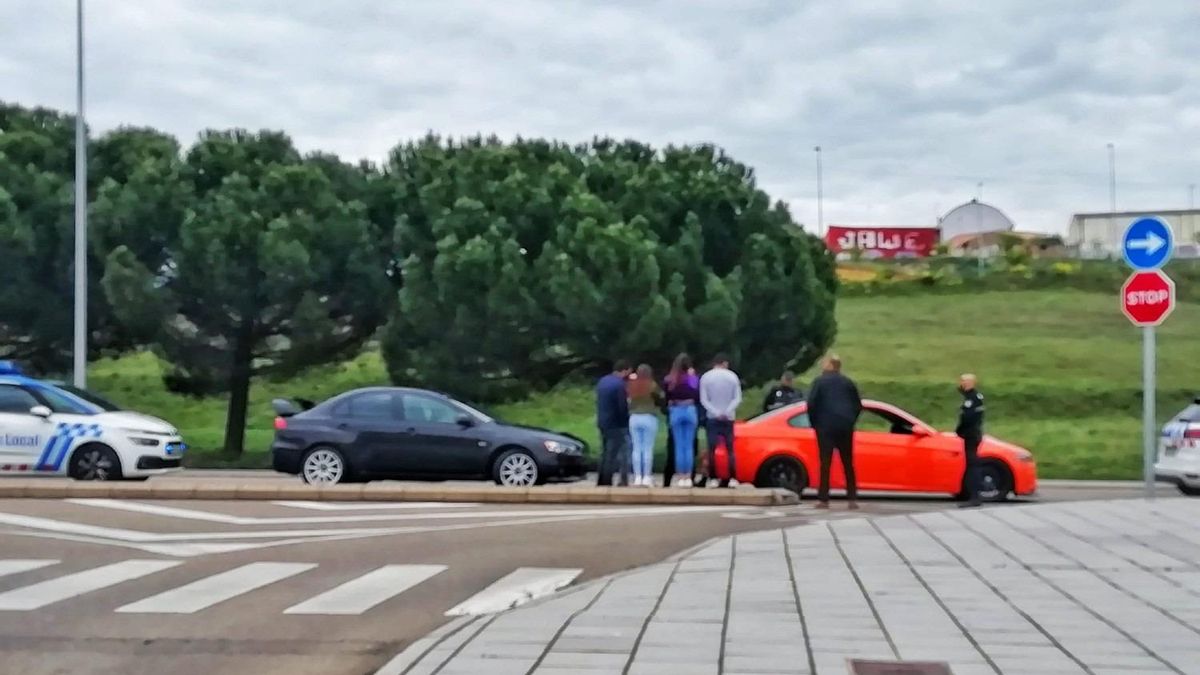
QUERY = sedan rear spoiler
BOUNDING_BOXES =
[272,397,316,417]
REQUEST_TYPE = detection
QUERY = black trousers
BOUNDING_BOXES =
[961,432,982,504]
[705,419,737,482]
[816,426,856,502]
[597,428,630,487]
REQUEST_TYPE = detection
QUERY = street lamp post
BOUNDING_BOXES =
[814,146,823,234]
[73,0,87,387]
[1190,183,1195,209]
[1107,143,1116,212]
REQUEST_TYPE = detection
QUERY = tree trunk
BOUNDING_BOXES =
[222,322,255,457]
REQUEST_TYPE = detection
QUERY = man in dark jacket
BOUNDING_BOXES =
[956,373,986,508]
[595,360,633,487]
[762,371,803,413]
[807,355,862,509]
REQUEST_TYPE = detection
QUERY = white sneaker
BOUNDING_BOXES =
[679,478,692,488]
[728,479,739,488]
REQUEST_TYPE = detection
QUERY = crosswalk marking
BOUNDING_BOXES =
[115,562,316,614]
[445,567,582,616]
[0,559,582,617]
[0,559,58,579]
[284,564,447,615]
[0,559,180,611]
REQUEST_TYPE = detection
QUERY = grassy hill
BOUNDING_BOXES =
[86,289,1199,479]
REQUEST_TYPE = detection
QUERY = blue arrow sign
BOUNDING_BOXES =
[1122,217,1173,270]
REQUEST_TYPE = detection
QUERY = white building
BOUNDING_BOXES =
[1068,210,1200,259]
[938,200,1017,240]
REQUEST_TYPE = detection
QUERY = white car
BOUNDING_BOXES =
[1155,397,1200,496]
[0,368,185,480]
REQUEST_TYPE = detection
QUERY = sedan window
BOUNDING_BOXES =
[345,391,401,420]
[402,395,462,424]
[0,385,39,413]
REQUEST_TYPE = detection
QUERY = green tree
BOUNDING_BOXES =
[380,136,835,400]
[102,131,392,455]
[0,102,154,372]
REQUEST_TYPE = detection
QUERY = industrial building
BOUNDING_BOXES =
[1068,209,1200,259]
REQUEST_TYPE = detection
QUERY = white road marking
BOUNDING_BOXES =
[283,564,447,615]
[272,501,481,511]
[445,567,582,616]
[116,562,316,614]
[0,559,59,578]
[0,560,181,611]
[67,499,746,525]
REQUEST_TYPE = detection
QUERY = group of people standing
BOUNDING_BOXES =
[596,351,989,507]
[595,353,743,488]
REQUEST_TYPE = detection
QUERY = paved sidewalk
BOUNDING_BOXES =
[390,498,1200,675]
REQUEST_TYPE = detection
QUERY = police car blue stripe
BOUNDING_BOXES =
[34,424,68,471]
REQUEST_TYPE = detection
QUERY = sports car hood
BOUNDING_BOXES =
[95,411,179,435]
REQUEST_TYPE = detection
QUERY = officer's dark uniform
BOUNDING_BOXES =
[762,384,803,413]
[956,387,986,506]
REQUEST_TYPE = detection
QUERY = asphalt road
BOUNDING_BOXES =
[0,482,1151,675]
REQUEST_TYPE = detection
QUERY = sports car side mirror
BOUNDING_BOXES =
[30,405,52,419]
[911,426,931,437]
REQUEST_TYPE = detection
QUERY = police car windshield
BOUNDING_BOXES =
[54,384,122,412]
[35,385,103,415]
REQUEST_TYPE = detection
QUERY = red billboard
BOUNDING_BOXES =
[825,225,939,259]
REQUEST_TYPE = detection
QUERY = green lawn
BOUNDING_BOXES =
[86,289,1199,479]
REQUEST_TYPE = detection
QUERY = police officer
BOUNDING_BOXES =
[956,373,986,508]
[762,370,803,413]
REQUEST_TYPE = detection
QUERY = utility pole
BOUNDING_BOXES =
[1190,183,1195,209]
[814,146,823,234]
[977,181,983,202]
[73,0,88,387]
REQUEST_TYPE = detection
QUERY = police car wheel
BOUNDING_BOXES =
[976,461,1012,502]
[301,446,346,485]
[69,444,124,481]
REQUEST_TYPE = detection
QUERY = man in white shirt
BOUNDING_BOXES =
[699,353,742,488]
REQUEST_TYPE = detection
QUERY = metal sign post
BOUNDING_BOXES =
[1142,326,1155,500]
[1120,216,1175,501]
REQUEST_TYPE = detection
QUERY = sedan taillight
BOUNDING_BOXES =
[274,417,288,431]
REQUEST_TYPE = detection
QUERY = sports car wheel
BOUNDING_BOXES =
[977,461,1013,502]
[301,447,346,485]
[755,456,807,495]
[494,449,540,487]
[69,445,123,481]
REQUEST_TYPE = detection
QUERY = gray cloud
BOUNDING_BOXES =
[2,0,1198,233]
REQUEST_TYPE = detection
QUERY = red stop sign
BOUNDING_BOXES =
[1121,270,1175,326]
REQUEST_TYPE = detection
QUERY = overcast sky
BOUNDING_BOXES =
[2,0,1198,234]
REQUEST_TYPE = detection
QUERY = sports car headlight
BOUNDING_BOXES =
[543,440,572,454]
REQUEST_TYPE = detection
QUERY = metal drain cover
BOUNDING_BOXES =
[848,660,953,675]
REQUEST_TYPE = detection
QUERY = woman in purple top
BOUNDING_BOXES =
[664,353,700,487]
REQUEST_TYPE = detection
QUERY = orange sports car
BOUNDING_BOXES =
[737,400,1037,500]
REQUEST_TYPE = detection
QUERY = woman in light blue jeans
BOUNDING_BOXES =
[626,364,662,486]
[664,353,700,487]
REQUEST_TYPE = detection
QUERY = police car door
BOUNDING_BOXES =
[0,383,50,472]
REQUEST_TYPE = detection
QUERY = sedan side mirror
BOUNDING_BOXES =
[30,405,52,419]
[455,414,475,428]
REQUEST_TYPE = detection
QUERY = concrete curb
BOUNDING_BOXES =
[0,479,798,506]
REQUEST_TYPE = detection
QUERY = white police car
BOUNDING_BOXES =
[0,362,185,480]
[1155,396,1200,496]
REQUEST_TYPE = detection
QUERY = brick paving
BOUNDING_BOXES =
[393,499,1200,675]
